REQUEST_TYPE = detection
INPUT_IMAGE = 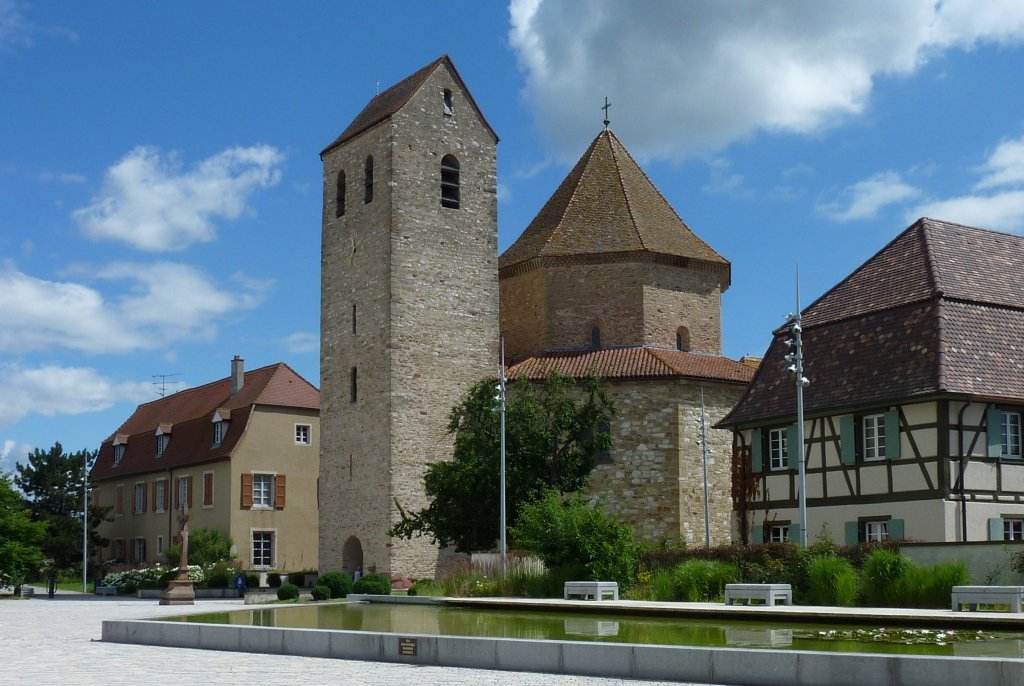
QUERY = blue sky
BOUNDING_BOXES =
[3,1,1024,469]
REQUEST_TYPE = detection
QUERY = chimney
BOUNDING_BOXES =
[231,355,244,395]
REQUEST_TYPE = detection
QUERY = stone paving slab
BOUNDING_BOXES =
[0,590,707,686]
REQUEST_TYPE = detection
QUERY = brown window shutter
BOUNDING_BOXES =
[151,482,157,512]
[275,474,286,510]
[187,476,193,508]
[204,473,213,506]
[163,481,170,511]
[142,484,148,513]
[241,473,253,509]
[174,479,179,509]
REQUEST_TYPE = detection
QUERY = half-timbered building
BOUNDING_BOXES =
[719,218,1024,545]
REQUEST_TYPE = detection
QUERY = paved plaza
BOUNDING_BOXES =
[0,589,709,686]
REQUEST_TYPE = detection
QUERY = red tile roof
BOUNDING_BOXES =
[508,347,755,384]
[320,55,497,156]
[499,130,729,286]
[91,362,318,482]
[721,218,1024,426]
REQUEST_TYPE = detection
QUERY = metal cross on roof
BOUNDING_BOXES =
[602,97,611,129]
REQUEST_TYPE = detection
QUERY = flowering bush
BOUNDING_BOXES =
[103,565,205,593]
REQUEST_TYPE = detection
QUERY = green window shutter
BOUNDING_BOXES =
[751,429,763,473]
[989,517,1004,541]
[887,519,904,540]
[840,416,855,464]
[752,524,764,544]
[987,407,1003,457]
[788,523,802,545]
[844,521,859,545]
[787,424,800,470]
[884,410,901,459]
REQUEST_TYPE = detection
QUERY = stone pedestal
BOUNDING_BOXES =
[159,579,195,605]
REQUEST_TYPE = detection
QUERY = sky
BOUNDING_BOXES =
[3,1,1024,471]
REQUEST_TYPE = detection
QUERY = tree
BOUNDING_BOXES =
[390,372,614,553]
[14,442,109,571]
[164,527,234,567]
[0,474,46,584]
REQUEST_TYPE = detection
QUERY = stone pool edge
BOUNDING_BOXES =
[103,596,1024,686]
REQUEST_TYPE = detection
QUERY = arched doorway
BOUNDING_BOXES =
[342,536,363,575]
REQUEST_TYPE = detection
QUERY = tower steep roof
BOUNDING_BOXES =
[500,129,728,280]
[320,54,497,156]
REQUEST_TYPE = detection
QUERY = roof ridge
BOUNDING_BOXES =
[918,218,946,297]
[605,130,647,250]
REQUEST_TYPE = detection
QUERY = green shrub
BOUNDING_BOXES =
[890,560,970,608]
[276,583,300,601]
[318,571,353,599]
[510,491,640,589]
[267,572,282,588]
[861,549,912,606]
[244,573,260,588]
[205,570,231,588]
[407,578,440,597]
[353,572,391,595]
[807,556,859,606]
[311,584,331,601]
[668,560,739,601]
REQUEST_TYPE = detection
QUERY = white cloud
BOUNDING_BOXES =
[74,144,284,251]
[283,331,319,354]
[913,191,1024,231]
[820,171,921,221]
[0,261,268,354]
[0,439,31,473]
[701,158,747,197]
[974,136,1024,190]
[38,171,86,184]
[0,363,153,430]
[0,0,31,50]
[509,0,1024,161]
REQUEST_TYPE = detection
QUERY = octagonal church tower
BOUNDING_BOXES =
[319,56,499,581]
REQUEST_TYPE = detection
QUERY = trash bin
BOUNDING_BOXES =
[47,575,56,599]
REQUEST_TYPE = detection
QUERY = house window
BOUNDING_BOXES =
[252,531,274,568]
[364,156,374,204]
[113,538,125,561]
[203,472,214,508]
[676,326,690,352]
[768,524,790,542]
[864,520,889,542]
[768,428,788,471]
[113,444,125,466]
[863,414,886,460]
[154,479,167,513]
[441,154,460,209]
[295,424,311,446]
[133,482,145,514]
[177,476,190,510]
[134,537,146,563]
[253,473,275,508]
[156,434,169,457]
[1002,411,1022,458]
[443,87,454,115]
[350,367,358,403]
[335,170,346,218]
[591,326,601,349]
[115,485,124,517]
[213,420,227,446]
[1005,519,1024,541]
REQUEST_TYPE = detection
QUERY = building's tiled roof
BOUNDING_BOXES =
[91,362,318,482]
[320,55,497,156]
[720,218,1024,426]
[508,347,755,384]
[499,130,729,284]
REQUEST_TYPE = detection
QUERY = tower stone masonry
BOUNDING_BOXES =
[319,56,499,580]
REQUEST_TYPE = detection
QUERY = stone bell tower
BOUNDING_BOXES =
[319,56,499,581]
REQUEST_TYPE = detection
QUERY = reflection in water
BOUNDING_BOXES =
[167,603,1024,658]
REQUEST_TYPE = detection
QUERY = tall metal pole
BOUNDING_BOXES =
[83,450,88,593]
[498,339,507,570]
[700,387,711,547]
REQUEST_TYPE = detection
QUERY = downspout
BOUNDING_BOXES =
[957,400,972,542]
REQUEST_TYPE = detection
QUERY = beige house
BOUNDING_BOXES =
[91,356,320,572]
[720,218,1024,545]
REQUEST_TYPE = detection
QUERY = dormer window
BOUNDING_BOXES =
[443,88,454,116]
[213,421,227,446]
[113,444,125,466]
[156,434,169,457]
[441,155,460,209]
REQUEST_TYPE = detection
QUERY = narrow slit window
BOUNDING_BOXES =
[352,303,357,335]
[364,156,374,204]
[350,367,358,403]
[441,155,460,209]
[443,88,454,115]
[591,326,601,349]
[335,170,346,217]
[676,326,690,352]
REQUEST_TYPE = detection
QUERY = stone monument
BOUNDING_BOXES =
[159,503,195,605]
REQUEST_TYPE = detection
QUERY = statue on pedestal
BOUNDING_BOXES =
[159,501,196,605]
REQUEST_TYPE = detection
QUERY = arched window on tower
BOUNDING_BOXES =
[441,154,460,209]
[335,170,346,217]
[591,326,602,349]
[364,156,374,204]
[676,326,691,352]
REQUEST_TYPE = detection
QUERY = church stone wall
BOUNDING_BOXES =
[641,264,722,354]
[587,378,743,545]
[499,269,547,363]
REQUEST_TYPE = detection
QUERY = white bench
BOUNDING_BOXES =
[952,585,1024,612]
[563,581,618,601]
[95,585,117,596]
[724,583,793,606]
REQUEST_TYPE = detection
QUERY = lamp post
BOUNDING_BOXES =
[83,450,88,594]
[784,271,811,547]
[494,339,508,571]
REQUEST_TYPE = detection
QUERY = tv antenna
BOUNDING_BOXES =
[152,373,182,398]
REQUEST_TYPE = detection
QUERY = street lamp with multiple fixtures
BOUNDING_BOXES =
[783,290,811,547]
